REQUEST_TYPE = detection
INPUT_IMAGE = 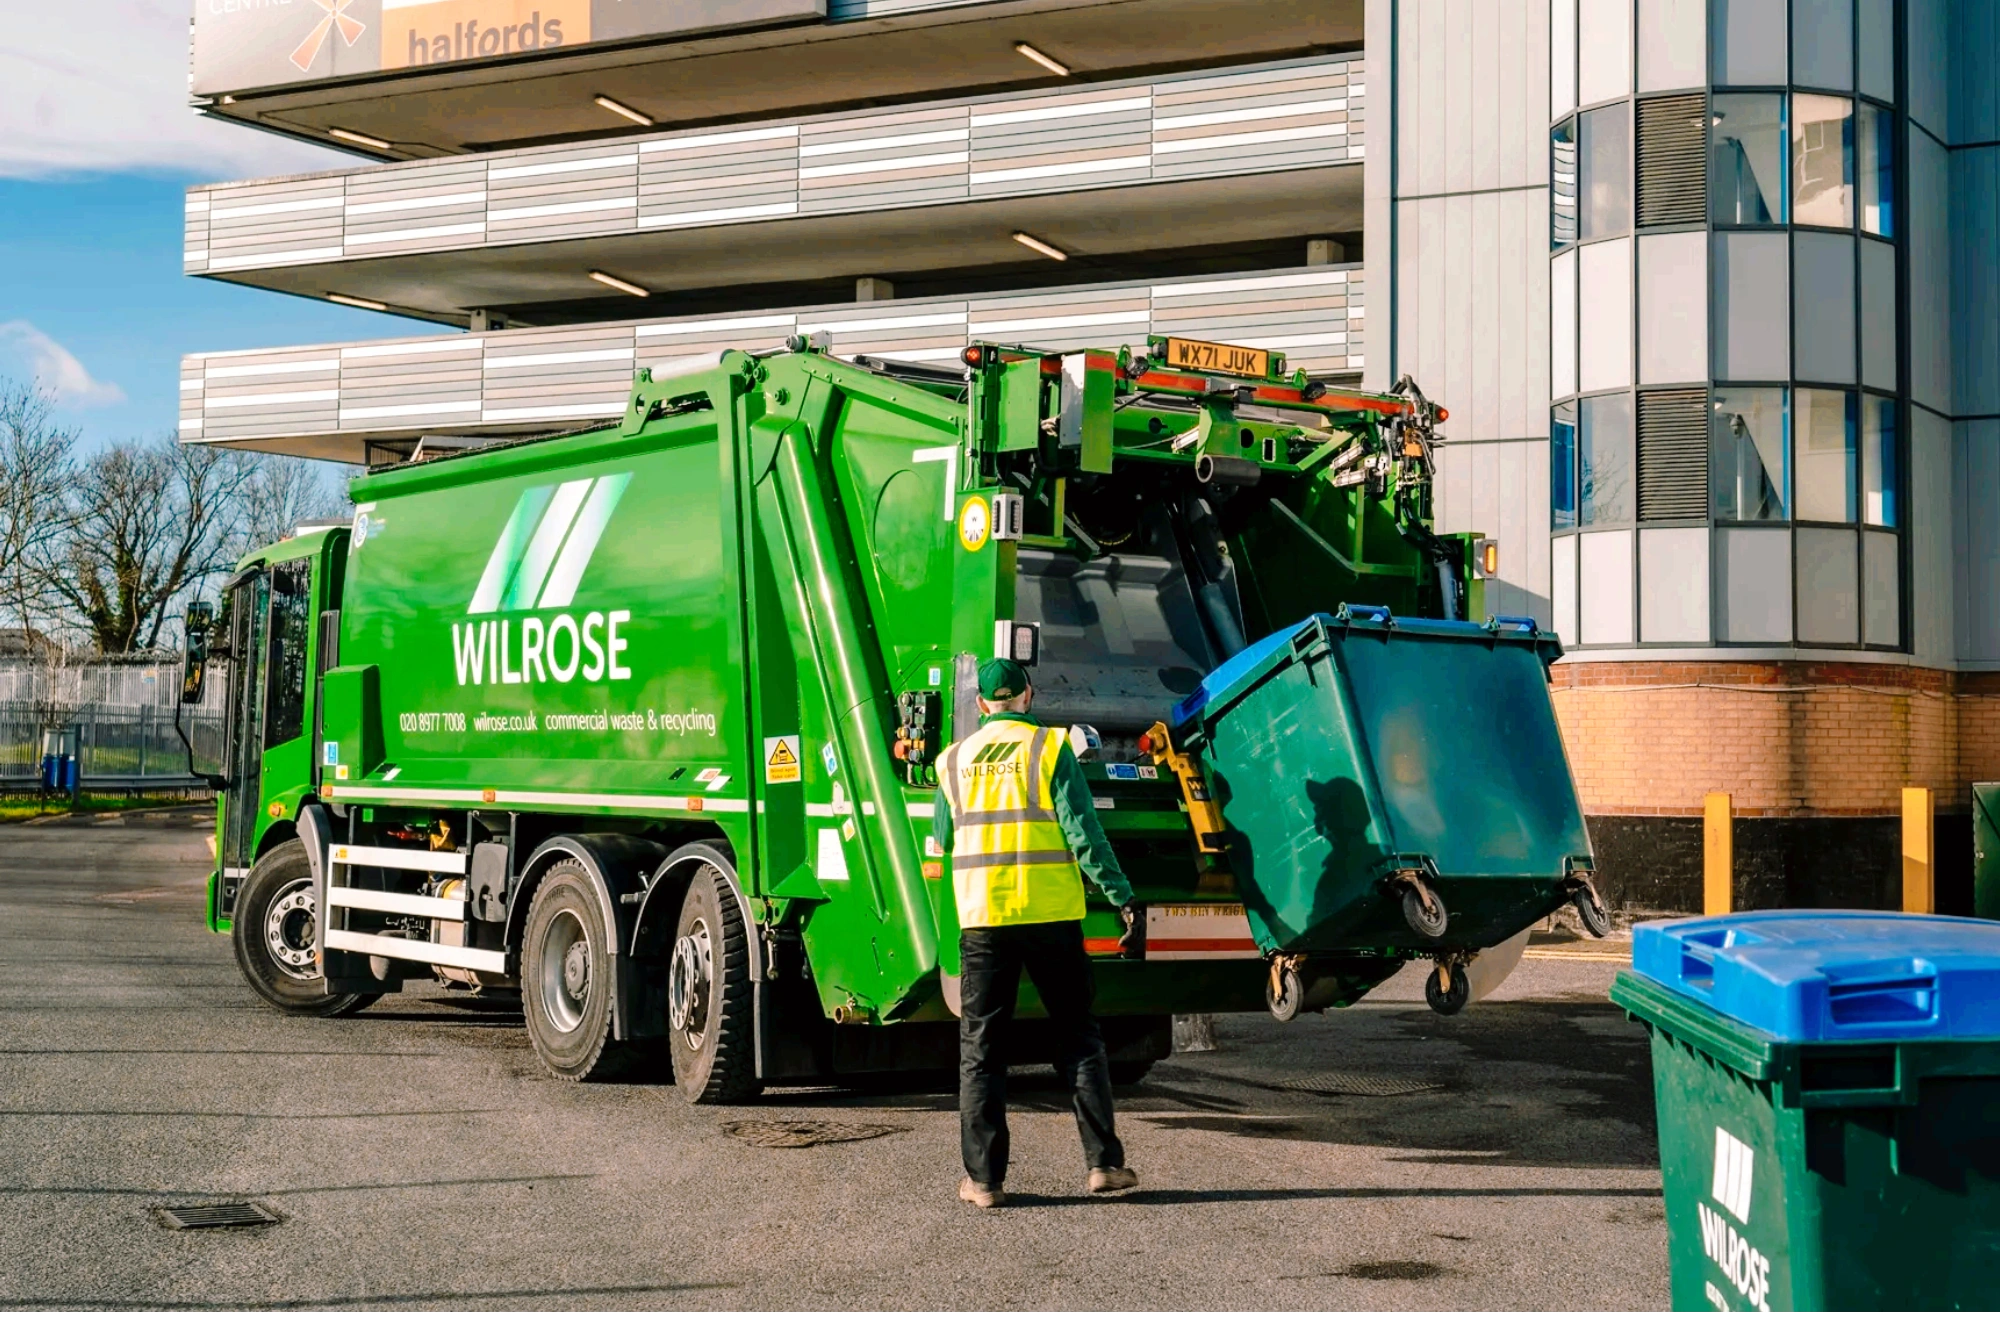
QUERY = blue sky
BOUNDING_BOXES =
[0,2,429,450]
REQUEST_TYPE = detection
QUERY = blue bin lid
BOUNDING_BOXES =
[1631,910,2000,1042]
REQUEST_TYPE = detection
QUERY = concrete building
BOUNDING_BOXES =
[178,0,1999,909]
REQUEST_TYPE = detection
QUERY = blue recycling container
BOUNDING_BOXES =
[1611,911,2000,1310]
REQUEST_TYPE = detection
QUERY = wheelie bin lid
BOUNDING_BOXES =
[1631,910,2000,1042]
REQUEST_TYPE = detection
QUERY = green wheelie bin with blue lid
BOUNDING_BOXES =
[1611,911,2000,1311]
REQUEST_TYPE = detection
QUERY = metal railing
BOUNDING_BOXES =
[0,661,228,792]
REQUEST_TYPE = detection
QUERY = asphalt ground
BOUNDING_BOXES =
[0,816,1668,1311]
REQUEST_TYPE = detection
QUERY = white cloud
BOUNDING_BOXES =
[0,1,359,181]
[0,322,127,407]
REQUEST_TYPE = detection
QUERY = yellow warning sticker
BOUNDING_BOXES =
[764,735,802,784]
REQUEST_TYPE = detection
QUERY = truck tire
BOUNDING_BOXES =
[667,864,758,1104]
[233,839,377,1018]
[521,859,640,1082]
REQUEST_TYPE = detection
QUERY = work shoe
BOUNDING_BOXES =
[958,1177,1007,1209]
[1087,1166,1139,1194]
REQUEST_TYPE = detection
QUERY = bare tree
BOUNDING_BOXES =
[237,453,354,555]
[0,380,78,636]
[40,435,255,655]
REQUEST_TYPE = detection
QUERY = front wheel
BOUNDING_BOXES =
[1401,880,1449,939]
[233,840,376,1017]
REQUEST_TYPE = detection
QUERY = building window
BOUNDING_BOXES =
[1711,93,1787,225]
[1580,101,1632,239]
[1791,0,1853,92]
[1552,118,1579,249]
[1580,392,1636,525]
[1637,94,1709,226]
[1792,93,1854,228]
[1858,102,1895,237]
[1794,387,1857,523]
[1794,230,1856,384]
[1862,392,1898,527]
[1552,402,1579,530]
[1710,0,1787,86]
[1796,526,1859,643]
[1858,0,1894,101]
[1711,386,1788,520]
[1712,230,1790,379]
[1861,237,1897,389]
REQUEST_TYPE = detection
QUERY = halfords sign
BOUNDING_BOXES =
[192,0,827,95]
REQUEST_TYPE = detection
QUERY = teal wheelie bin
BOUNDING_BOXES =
[1611,911,2000,1311]
[1168,607,1603,1014]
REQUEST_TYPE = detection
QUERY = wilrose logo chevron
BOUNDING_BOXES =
[468,473,631,615]
[1696,1126,1772,1311]
[451,473,634,688]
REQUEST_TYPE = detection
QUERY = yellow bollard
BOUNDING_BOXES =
[1903,787,1935,914]
[1704,792,1733,917]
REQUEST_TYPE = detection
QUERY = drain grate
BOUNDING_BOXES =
[157,1202,281,1230]
[1337,1260,1447,1281]
[1277,1072,1444,1097]
[721,1119,908,1149]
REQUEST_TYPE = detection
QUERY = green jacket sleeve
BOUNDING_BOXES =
[930,782,954,858]
[1049,742,1133,906]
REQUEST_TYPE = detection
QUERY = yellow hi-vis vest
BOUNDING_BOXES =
[939,717,1085,928]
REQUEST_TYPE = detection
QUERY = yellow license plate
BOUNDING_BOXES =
[1162,337,1272,379]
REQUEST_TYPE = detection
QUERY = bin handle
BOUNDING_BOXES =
[1339,603,1395,625]
[1486,615,1539,634]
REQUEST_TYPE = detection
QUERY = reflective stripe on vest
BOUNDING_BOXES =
[941,718,1085,928]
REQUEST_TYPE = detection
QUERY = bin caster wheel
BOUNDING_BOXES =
[1424,962,1470,1015]
[1266,956,1305,1022]
[1401,881,1448,939]
[1570,880,1611,938]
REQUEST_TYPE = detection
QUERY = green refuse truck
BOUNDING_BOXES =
[178,334,1605,1100]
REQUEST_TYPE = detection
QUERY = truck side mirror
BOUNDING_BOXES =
[181,602,214,705]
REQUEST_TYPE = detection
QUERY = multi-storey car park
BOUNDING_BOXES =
[180,0,2000,912]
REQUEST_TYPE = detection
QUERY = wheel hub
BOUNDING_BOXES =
[668,919,714,1050]
[263,880,318,981]
[536,908,591,1035]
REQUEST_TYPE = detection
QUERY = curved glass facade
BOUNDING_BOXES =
[1547,0,1905,651]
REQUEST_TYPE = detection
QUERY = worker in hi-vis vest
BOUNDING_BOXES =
[931,657,1141,1208]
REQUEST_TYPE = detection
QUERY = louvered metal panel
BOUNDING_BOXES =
[485,144,639,244]
[1637,94,1707,229]
[184,53,1364,277]
[483,327,638,424]
[344,159,487,255]
[182,264,1363,448]
[1151,63,1361,178]
[204,178,345,272]
[184,192,211,273]
[1637,388,1709,522]
[969,88,1153,195]
[638,126,801,229]
[337,338,485,430]
[799,106,971,210]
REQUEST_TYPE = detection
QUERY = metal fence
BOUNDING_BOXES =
[0,660,228,791]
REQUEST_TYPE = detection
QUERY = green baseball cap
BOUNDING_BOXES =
[977,657,1031,702]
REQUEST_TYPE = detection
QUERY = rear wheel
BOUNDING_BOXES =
[233,840,375,1017]
[522,860,643,1081]
[667,865,758,1103]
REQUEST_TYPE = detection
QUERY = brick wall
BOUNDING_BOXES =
[1549,661,2000,817]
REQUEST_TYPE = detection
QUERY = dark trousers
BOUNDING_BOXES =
[959,919,1124,1187]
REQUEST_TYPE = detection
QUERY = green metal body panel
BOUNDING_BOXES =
[1974,783,2000,920]
[206,526,345,932]
[1176,611,1588,956]
[208,339,1537,1030]
[1612,970,2000,1311]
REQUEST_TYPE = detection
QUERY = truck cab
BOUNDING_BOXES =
[183,526,345,934]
